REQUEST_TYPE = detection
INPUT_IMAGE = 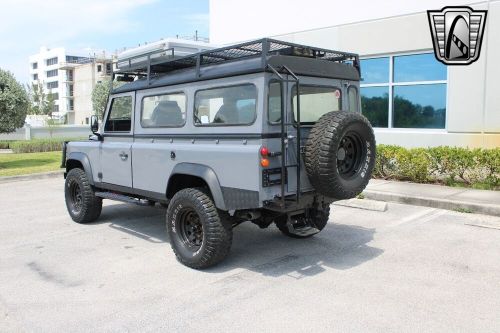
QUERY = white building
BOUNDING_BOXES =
[29,47,112,124]
[210,0,500,148]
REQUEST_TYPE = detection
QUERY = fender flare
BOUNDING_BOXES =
[168,163,226,210]
[66,152,95,185]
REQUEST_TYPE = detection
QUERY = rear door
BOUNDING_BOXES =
[100,93,134,188]
[286,81,343,194]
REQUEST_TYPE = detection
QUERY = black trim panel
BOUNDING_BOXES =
[134,133,282,139]
[94,182,167,202]
[221,186,260,210]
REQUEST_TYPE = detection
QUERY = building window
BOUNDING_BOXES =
[53,104,59,113]
[32,62,38,70]
[106,63,112,74]
[68,84,74,97]
[360,53,447,129]
[97,65,102,72]
[49,93,59,100]
[33,74,38,81]
[46,57,58,66]
[67,70,73,81]
[69,99,74,110]
[47,69,58,77]
[47,81,58,89]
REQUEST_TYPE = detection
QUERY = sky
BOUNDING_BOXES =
[0,0,209,84]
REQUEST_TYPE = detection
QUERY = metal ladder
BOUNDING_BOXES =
[267,64,302,208]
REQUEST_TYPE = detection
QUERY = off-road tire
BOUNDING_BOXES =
[64,168,102,223]
[276,206,330,239]
[166,188,233,269]
[305,111,376,199]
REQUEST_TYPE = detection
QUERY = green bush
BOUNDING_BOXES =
[376,145,499,190]
[0,141,14,149]
[9,138,85,153]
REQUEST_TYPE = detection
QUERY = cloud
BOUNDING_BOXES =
[182,13,209,29]
[0,0,157,83]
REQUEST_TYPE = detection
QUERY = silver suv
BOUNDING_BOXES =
[62,39,376,269]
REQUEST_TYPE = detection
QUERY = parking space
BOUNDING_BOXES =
[1,178,499,332]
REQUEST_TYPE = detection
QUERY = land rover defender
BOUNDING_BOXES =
[62,39,376,268]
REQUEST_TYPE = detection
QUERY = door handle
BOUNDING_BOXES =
[119,152,128,161]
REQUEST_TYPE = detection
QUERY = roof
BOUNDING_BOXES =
[112,38,360,94]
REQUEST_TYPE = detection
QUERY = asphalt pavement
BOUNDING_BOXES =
[1,178,499,332]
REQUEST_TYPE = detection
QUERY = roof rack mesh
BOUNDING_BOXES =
[115,38,359,77]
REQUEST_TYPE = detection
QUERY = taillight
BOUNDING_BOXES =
[260,146,270,167]
[260,146,269,157]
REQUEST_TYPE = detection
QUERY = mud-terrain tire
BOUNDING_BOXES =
[305,111,376,199]
[64,168,102,223]
[166,188,233,269]
[276,206,330,239]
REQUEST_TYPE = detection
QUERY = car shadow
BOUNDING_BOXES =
[91,203,383,277]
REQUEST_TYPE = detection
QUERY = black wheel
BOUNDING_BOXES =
[166,188,232,269]
[305,111,376,199]
[275,206,330,239]
[64,168,102,223]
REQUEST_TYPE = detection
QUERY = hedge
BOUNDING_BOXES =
[9,138,85,154]
[375,145,499,190]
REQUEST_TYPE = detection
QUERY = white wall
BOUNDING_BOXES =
[210,0,500,148]
[210,0,474,44]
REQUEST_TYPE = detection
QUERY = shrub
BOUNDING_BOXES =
[9,138,84,153]
[375,145,499,190]
[0,141,13,149]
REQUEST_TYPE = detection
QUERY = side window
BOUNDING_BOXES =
[348,86,359,112]
[104,96,132,132]
[194,84,257,126]
[141,92,186,128]
[268,81,282,123]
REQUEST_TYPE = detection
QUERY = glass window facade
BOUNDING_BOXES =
[360,53,447,129]
[46,57,58,66]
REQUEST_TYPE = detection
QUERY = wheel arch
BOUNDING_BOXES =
[65,152,95,185]
[166,163,226,210]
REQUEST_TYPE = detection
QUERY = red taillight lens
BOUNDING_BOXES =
[260,146,269,157]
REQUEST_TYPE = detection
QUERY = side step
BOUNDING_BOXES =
[95,191,154,206]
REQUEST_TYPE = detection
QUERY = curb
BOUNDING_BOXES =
[333,198,388,212]
[363,190,500,217]
[0,170,64,184]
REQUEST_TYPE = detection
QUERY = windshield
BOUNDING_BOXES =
[292,85,341,123]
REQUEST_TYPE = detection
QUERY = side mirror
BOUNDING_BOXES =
[90,115,99,134]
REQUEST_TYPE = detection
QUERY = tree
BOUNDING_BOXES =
[92,79,111,120]
[27,81,46,115]
[0,68,29,133]
[27,81,56,116]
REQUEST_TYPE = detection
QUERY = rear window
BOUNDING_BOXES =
[194,84,257,126]
[292,85,341,123]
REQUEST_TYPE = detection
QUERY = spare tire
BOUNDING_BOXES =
[304,111,376,199]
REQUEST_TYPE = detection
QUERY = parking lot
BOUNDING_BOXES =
[1,177,499,332]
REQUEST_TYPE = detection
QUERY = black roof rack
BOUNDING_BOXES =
[114,38,360,79]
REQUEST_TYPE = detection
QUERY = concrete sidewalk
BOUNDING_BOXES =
[364,179,500,217]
